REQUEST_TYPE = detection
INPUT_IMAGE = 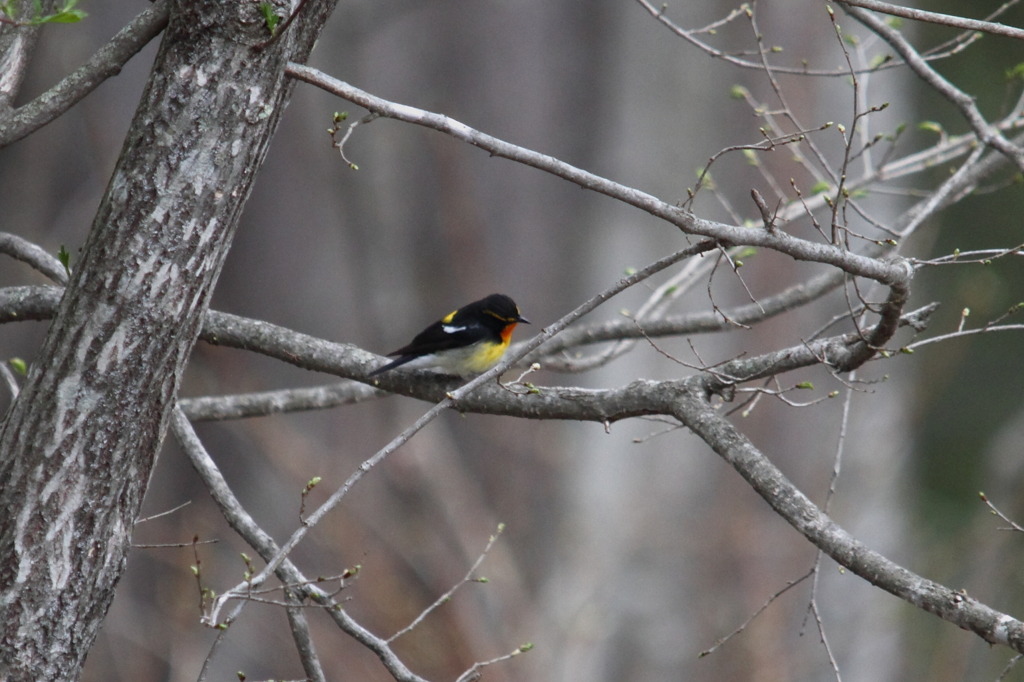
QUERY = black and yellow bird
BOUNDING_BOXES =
[369,294,529,377]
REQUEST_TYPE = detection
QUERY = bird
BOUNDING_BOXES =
[369,294,529,377]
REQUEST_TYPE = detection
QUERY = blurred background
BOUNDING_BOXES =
[2,0,1023,680]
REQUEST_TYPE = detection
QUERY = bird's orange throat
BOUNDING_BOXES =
[501,323,518,344]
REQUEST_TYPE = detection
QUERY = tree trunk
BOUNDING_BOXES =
[0,2,337,679]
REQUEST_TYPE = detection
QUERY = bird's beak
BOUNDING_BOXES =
[518,315,530,324]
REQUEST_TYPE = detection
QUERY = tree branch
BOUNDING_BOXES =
[0,0,170,148]
[0,231,68,284]
[837,0,1024,41]
[841,2,1024,173]
[178,381,383,421]
[673,379,1024,653]
[0,284,937,421]
[170,408,429,682]
[285,62,913,288]
[0,0,45,111]
[522,268,847,365]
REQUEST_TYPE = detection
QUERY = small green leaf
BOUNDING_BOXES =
[9,357,27,375]
[918,120,944,134]
[258,2,280,35]
[730,85,746,99]
[869,53,889,69]
[57,245,71,277]
[795,381,814,390]
[31,0,86,24]
[810,180,830,195]
[1007,64,1024,81]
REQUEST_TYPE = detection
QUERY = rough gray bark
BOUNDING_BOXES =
[0,1,337,680]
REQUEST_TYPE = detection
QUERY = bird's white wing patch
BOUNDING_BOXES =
[442,325,466,334]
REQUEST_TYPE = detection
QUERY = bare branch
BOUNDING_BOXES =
[0,232,68,284]
[699,568,815,657]
[178,381,383,421]
[0,284,942,420]
[170,408,431,682]
[455,644,534,682]
[0,34,36,112]
[672,381,1024,654]
[841,3,1024,173]
[0,0,170,148]
[979,492,1024,533]
[284,589,327,682]
[837,0,1024,41]
[387,524,504,644]
[285,63,912,288]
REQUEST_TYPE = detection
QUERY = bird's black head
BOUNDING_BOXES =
[475,294,529,326]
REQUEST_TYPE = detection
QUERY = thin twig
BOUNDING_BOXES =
[979,492,1024,533]
[135,501,192,525]
[133,539,218,549]
[699,568,815,657]
[808,597,843,682]
[387,524,505,643]
[455,644,534,682]
[171,408,431,682]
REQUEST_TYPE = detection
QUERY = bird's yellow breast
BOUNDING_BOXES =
[464,340,508,372]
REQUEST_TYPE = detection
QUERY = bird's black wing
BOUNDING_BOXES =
[388,317,488,357]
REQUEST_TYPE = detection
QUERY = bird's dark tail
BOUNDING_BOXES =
[367,355,415,377]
